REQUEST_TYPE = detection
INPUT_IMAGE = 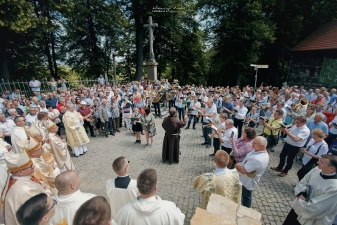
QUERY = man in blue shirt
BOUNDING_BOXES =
[328,88,337,104]
[97,75,105,85]
[213,94,222,114]
[306,113,329,140]
[45,93,58,109]
[221,96,233,119]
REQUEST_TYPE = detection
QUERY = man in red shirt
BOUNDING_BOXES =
[56,97,67,112]
[78,101,96,137]
[310,94,324,105]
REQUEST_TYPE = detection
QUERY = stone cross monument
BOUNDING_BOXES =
[143,16,158,81]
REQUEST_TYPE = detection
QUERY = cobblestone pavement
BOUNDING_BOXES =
[72,108,301,225]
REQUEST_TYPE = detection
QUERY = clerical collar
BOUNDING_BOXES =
[59,190,81,199]
[12,175,31,180]
[320,172,337,179]
[117,174,129,178]
[213,167,230,175]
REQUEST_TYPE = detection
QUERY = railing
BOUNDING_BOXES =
[0,78,124,97]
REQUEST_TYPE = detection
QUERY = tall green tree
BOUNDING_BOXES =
[0,0,44,80]
[60,0,127,78]
[198,0,276,86]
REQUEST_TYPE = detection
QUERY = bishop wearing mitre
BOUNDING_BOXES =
[1,151,52,225]
[29,122,58,171]
[47,121,75,171]
[18,136,60,195]
[62,103,90,156]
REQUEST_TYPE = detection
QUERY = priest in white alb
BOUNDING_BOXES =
[1,151,52,225]
[193,150,242,209]
[283,154,337,225]
[51,170,96,225]
[11,115,29,153]
[106,156,139,218]
[47,121,75,171]
[62,103,90,156]
[115,168,185,225]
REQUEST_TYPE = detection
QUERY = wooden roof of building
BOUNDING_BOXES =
[292,20,337,52]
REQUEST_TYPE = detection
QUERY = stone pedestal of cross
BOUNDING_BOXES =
[144,16,158,81]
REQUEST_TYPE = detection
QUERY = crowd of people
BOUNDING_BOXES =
[0,76,337,225]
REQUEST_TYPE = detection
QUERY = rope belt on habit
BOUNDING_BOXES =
[166,133,179,136]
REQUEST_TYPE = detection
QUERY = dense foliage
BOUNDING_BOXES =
[0,0,336,86]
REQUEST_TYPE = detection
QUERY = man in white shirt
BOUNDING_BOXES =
[29,77,41,93]
[175,90,186,121]
[201,100,217,148]
[0,113,15,145]
[106,156,139,218]
[38,101,48,113]
[26,107,38,126]
[116,168,185,225]
[271,116,310,177]
[185,95,200,130]
[51,170,96,225]
[217,119,238,154]
[233,100,248,138]
[235,136,269,208]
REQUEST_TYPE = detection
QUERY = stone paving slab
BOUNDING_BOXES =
[72,108,301,225]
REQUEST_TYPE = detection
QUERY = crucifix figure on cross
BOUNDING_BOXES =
[143,16,158,62]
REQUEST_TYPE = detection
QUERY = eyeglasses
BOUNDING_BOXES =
[46,199,57,213]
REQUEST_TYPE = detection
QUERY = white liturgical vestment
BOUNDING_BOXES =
[50,190,96,225]
[3,176,46,225]
[11,126,28,153]
[106,178,139,218]
[115,195,185,225]
[291,167,337,225]
[0,139,10,197]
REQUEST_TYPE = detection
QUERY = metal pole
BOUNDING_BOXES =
[254,67,258,89]
[113,54,116,83]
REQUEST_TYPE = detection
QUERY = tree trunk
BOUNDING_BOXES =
[86,0,100,76]
[44,33,55,77]
[51,31,58,78]
[236,72,241,86]
[0,38,10,81]
[133,0,144,81]
[172,66,176,82]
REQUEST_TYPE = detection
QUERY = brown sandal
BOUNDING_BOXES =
[278,172,287,177]
[270,166,282,172]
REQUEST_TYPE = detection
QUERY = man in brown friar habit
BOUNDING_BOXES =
[162,107,187,164]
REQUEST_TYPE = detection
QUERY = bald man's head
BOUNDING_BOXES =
[55,170,80,195]
[102,99,107,105]
[252,136,267,151]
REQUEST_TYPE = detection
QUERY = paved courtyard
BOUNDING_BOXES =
[72,108,301,225]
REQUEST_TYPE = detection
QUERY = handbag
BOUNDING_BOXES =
[149,125,157,136]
